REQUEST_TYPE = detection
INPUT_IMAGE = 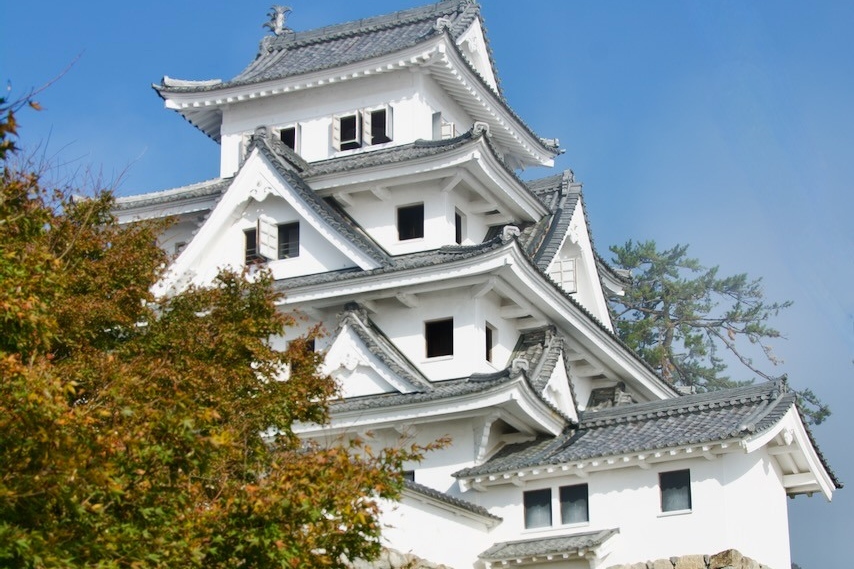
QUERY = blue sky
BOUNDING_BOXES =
[3,1,852,565]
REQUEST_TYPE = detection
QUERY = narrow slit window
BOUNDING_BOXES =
[398,204,424,241]
[425,318,453,358]
[455,210,464,245]
[485,323,495,362]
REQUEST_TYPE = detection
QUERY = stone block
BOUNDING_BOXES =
[650,559,675,569]
[710,549,742,569]
[674,555,707,569]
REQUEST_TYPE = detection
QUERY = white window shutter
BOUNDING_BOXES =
[332,116,341,150]
[257,215,278,260]
[362,110,372,144]
[384,105,393,141]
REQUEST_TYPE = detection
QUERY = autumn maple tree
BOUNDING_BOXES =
[0,98,434,568]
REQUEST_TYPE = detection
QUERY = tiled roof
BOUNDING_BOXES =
[305,130,477,177]
[479,529,619,561]
[454,381,800,477]
[114,178,231,211]
[522,171,580,271]
[243,1,480,88]
[404,480,501,522]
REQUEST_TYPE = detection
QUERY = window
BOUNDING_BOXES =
[425,318,453,358]
[485,323,495,362]
[560,484,589,524]
[523,488,552,529]
[278,222,300,259]
[366,107,392,145]
[245,228,261,264]
[397,204,424,241]
[402,470,415,482]
[432,112,456,140]
[455,209,465,244]
[278,125,298,151]
[549,257,577,293]
[660,469,692,512]
[333,113,362,150]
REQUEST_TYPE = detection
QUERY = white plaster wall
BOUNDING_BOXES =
[468,453,790,569]
[379,498,494,569]
[370,289,520,382]
[219,71,459,176]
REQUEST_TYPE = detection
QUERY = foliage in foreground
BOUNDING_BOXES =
[609,240,829,424]
[0,99,436,567]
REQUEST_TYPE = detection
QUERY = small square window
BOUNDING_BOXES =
[402,470,415,482]
[523,488,552,529]
[660,469,692,512]
[549,257,577,293]
[333,113,362,151]
[560,483,589,524]
[278,222,300,259]
[398,204,424,241]
[425,318,453,358]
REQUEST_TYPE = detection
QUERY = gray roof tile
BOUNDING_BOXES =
[479,529,619,561]
[454,380,813,478]
[404,480,501,521]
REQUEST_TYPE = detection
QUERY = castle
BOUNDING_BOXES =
[116,3,838,567]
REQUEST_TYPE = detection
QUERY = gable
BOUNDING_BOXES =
[322,323,425,399]
[455,17,498,91]
[155,146,381,294]
[545,204,612,330]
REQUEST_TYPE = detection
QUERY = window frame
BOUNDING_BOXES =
[425,318,454,359]
[659,469,692,513]
[244,228,262,264]
[485,322,495,363]
[276,124,300,152]
[559,483,589,525]
[277,222,300,259]
[549,257,577,293]
[364,105,393,145]
[333,112,362,151]
[523,488,553,529]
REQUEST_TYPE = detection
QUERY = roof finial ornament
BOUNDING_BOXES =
[264,5,293,36]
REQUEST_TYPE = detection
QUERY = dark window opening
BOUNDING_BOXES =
[560,484,589,524]
[425,318,453,358]
[245,228,262,264]
[660,469,692,512]
[279,126,297,150]
[278,222,300,259]
[369,108,391,144]
[523,488,552,529]
[485,324,494,362]
[402,470,415,482]
[398,204,424,241]
[455,211,463,244]
[340,114,361,150]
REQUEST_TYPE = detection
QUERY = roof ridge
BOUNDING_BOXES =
[261,1,472,53]
[580,380,785,428]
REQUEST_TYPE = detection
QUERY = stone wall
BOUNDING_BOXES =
[346,548,453,569]
[606,549,771,569]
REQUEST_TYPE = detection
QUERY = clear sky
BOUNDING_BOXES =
[3,1,852,565]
